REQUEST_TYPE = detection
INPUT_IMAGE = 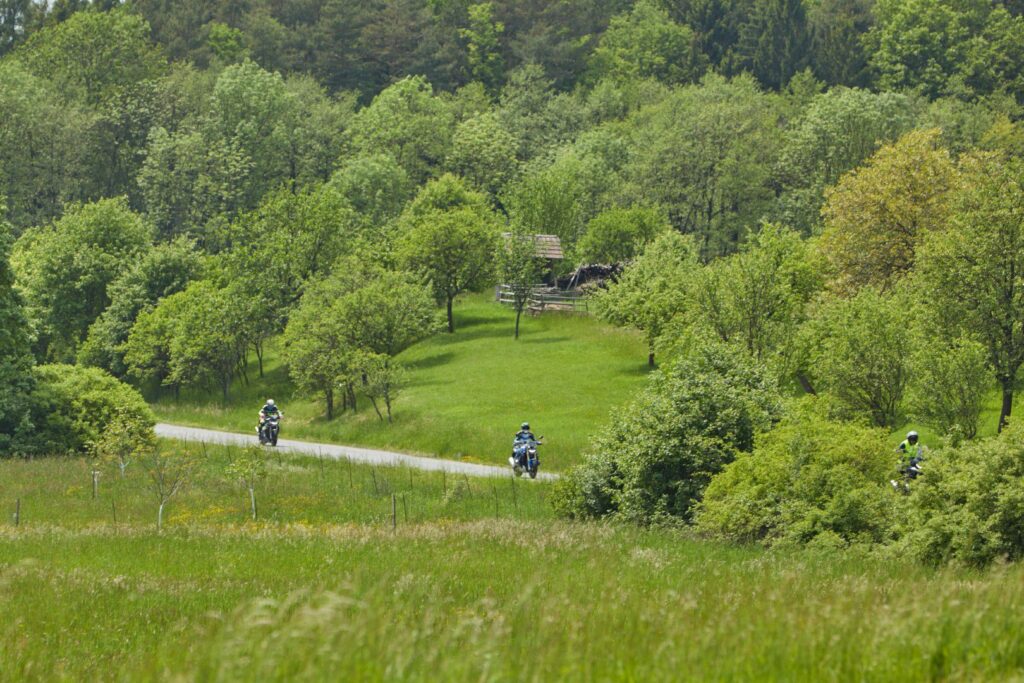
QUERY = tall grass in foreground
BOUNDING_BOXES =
[1,522,1023,681]
[0,444,553,529]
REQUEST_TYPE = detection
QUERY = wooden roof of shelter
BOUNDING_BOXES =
[501,233,564,260]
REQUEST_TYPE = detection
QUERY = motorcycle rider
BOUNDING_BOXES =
[891,430,923,492]
[257,399,283,439]
[512,422,537,467]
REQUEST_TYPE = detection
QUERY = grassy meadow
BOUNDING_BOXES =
[2,448,1024,680]
[151,294,651,470]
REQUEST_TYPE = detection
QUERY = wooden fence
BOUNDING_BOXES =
[495,285,590,315]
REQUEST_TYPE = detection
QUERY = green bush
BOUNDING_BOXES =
[898,424,1024,567]
[15,364,155,456]
[553,340,781,524]
[577,206,669,264]
[697,400,897,548]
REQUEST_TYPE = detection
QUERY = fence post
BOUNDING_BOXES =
[391,493,397,531]
[14,498,20,527]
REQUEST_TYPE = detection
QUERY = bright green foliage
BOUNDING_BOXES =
[12,197,153,361]
[498,227,544,339]
[403,172,491,219]
[553,339,782,523]
[284,267,438,420]
[165,280,246,403]
[689,225,821,376]
[504,161,586,256]
[14,8,167,105]
[699,400,896,547]
[226,446,267,520]
[622,74,778,257]
[123,289,189,394]
[801,288,911,428]
[137,126,251,241]
[20,364,154,457]
[577,206,669,265]
[344,76,455,185]
[88,405,158,478]
[589,0,707,86]
[907,336,990,441]
[900,425,1024,566]
[593,232,699,367]
[359,352,409,423]
[397,197,500,333]
[78,237,202,377]
[866,0,1024,101]
[446,112,519,203]
[459,3,504,92]
[327,154,412,231]
[772,87,917,233]
[206,21,248,64]
[917,153,1024,433]
[0,209,34,453]
[819,129,958,296]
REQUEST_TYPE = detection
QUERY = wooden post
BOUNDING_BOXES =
[463,473,472,498]
[492,484,499,516]
[92,470,99,499]
[442,470,447,496]
[391,493,397,531]
[111,500,117,525]
[408,468,413,490]
[14,498,20,527]
[348,459,353,489]
[371,468,379,495]
[402,494,409,523]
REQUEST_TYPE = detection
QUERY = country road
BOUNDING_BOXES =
[155,424,558,480]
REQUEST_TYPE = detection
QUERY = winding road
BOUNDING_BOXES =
[155,423,557,480]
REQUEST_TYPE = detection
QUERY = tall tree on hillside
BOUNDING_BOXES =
[499,227,544,339]
[398,206,499,333]
[0,201,35,452]
[735,0,810,90]
[593,231,699,367]
[918,153,1024,433]
[818,129,958,296]
[12,197,153,361]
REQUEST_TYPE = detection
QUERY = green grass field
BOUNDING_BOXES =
[151,294,651,470]
[2,448,1024,680]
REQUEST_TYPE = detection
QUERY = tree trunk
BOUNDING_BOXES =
[999,380,1014,433]
[648,350,656,368]
[326,387,334,421]
[515,307,522,339]
[256,342,264,378]
[446,296,455,333]
[222,378,229,404]
[249,486,257,521]
[369,396,384,421]
[348,384,358,413]
[797,372,817,396]
[385,395,393,423]
[158,501,165,532]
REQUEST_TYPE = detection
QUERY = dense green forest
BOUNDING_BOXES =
[4,0,1024,566]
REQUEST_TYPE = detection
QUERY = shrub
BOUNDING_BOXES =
[16,364,154,456]
[898,425,1024,567]
[577,206,669,264]
[554,340,781,524]
[697,400,897,548]
[907,336,990,441]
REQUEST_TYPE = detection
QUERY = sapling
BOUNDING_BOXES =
[140,444,197,532]
[226,446,269,521]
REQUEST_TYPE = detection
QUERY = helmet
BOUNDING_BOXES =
[521,422,530,430]
[907,430,918,441]
[267,399,276,406]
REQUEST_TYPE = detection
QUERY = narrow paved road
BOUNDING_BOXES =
[155,424,557,480]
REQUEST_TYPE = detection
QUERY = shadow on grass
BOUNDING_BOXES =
[519,336,572,345]
[405,352,456,370]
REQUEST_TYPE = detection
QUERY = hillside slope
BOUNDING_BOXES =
[152,295,650,469]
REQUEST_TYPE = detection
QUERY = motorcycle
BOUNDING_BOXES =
[257,415,282,446]
[890,458,923,494]
[509,437,542,479]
